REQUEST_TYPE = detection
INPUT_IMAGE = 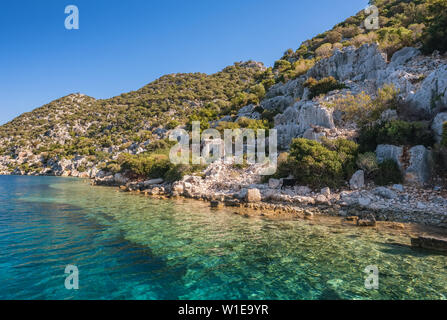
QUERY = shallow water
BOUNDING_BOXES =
[0,176,446,300]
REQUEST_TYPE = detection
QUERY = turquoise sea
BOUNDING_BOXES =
[0,175,446,300]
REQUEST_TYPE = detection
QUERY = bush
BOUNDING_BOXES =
[356,152,379,176]
[287,138,345,188]
[359,120,435,152]
[374,159,403,186]
[303,77,347,99]
[320,137,359,178]
[315,43,333,58]
[164,164,205,182]
[166,120,180,130]
[422,0,447,54]
[236,117,270,130]
[325,31,342,44]
[118,153,173,179]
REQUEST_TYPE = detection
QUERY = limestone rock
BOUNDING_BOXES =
[302,128,326,141]
[320,187,331,197]
[260,96,294,113]
[245,188,262,203]
[357,214,376,227]
[392,184,404,192]
[294,186,311,196]
[388,47,420,69]
[431,112,447,143]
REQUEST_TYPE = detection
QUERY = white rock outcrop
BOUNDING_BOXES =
[274,101,334,149]
[349,170,365,190]
[432,112,447,143]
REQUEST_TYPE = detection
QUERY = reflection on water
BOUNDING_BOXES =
[0,176,446,300]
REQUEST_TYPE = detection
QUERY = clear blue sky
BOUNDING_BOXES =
[0,0,368,125]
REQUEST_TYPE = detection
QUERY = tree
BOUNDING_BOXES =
[422,0,447,53]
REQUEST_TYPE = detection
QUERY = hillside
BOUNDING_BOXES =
[1,0,447,193]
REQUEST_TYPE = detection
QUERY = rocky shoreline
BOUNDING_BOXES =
[91,160,447,230]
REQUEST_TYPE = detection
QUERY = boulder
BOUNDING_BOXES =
[210,201,221,208]
[320,187,331,197]
[375,145,403,169]
[357,215,376,227]
[373,187,397,199]
[245,188,262,203]
[171,182,184,195]
[114,173,129,185]
[268,178,281,189]
[315,194,329,204]
[349,170,365,190]
[405,145,432,185]
[431,112,447,143]
[143,178,164,186]
[237,188,248,200]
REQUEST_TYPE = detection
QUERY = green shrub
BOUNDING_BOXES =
[303,77,347,99]
[442,122,447,147]
[288,138,345,188]
[374,159,403,186]
[359,120,435,152]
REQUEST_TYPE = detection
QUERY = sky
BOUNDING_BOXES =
[0,0,369,125]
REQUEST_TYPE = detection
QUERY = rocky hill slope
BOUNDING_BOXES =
[1,0,447,194]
